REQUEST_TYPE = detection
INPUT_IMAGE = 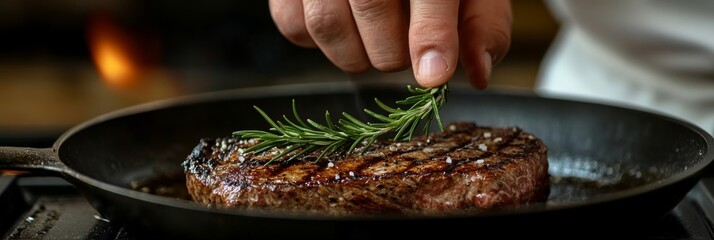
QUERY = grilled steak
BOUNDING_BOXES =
[182,122,549,215]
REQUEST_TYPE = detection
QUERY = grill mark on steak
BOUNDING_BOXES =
[268,140,421,186]
[443,127,521,173]
[183,122,549,215]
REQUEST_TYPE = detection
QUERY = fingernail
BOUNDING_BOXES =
[417,50,448,85]
[482,52,492,81]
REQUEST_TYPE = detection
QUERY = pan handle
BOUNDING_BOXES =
[0,147,67,174]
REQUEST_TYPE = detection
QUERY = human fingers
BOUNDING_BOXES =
[458,0,512,89]
[409,0,460,88]
[349,0,409,72]
[269,0,316,48]
[303,0,370,73]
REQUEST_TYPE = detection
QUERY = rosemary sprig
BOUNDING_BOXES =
[233,84,448,164]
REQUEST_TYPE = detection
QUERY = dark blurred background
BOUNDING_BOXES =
[0,0,558,136]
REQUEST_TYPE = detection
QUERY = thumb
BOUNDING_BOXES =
[408,0,460,88]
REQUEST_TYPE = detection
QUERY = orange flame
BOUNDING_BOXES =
[87,14,139,89]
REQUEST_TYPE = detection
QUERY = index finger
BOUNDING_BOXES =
[459,0,512,89]
[349,0,409,72]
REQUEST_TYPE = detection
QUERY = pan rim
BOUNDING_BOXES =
[50,81,714,221]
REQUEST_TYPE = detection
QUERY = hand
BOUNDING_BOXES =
[268,0,512,89]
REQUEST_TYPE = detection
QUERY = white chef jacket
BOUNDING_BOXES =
[537,0,714,133]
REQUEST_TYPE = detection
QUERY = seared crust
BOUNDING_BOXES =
[183,122,549,215]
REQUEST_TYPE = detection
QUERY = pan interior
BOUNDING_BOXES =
[56,86,711,211]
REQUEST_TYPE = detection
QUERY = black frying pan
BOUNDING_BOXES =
[1,82,712,239]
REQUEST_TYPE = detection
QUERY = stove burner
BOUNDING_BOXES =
[0,176,138,240]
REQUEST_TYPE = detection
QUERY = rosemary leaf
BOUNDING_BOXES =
[233,84,448,163]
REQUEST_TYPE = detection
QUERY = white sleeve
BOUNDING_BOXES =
[538,0,714,133]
